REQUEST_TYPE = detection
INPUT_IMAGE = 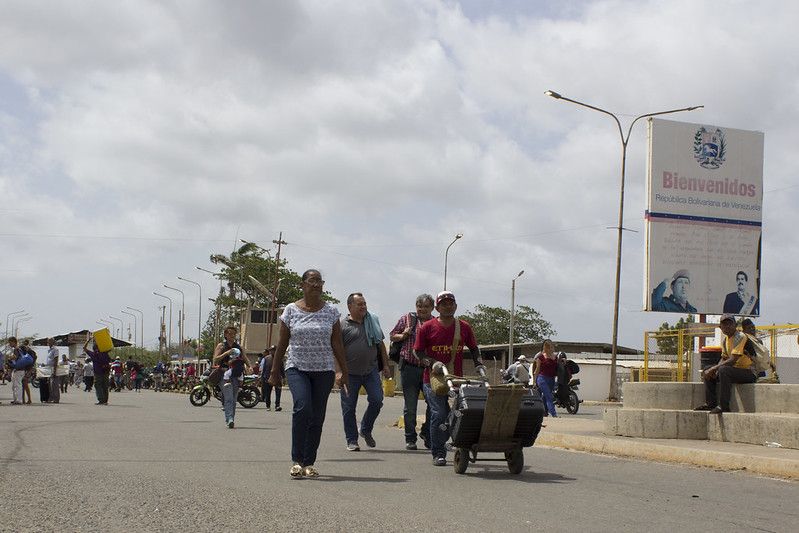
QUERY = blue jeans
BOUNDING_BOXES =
[286,368,335,467]
[423,383,450,459]
[221,377,240,423]
[536,375,557,417]
[340,368,383,444]
[400,362,429,443]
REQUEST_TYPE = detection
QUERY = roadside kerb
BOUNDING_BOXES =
[535,423,799,480]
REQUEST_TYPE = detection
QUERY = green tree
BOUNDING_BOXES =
[655,314,695,354]
[459,304,555,345]
[200,241,338,352]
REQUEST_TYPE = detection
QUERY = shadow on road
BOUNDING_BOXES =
[458,468,576,483]
[313,475,410,483]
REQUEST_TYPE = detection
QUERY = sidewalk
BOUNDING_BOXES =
[536,415,799,480]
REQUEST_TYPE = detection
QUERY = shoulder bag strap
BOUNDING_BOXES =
[448,319,461,375]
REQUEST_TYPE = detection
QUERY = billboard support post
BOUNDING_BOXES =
[546,90,703,400]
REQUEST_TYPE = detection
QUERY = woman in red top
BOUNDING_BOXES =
[533,339,559,417]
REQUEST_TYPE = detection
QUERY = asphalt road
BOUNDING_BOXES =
[1,384,797,532]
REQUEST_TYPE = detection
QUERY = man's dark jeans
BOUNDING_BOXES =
[704,366,756,410]
[286,368,334,467]
[94,374,109,404]
[261,376,282,408]
[399,361,429,444]
[84,376,94,391]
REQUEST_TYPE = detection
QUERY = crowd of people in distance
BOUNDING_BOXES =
[3,267,587,478]
[0,335,207,405]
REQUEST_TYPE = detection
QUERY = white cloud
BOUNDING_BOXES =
[1,0,796,349]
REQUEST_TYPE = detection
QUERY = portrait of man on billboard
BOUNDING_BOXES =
[651,269,697,313]
[723,270,759,315]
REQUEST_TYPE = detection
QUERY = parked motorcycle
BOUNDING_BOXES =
[553,378,582,414]
[189,372,260,409]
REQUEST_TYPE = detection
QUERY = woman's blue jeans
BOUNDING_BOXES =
[286,368,335,467]
[536,375,557,417]
[221,376,240,423]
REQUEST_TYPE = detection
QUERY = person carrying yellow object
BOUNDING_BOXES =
[695,314,757,414]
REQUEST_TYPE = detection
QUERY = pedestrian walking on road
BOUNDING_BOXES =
[269,269,349,479]
[213,326,247,428]
[413,291,484,466]
[8,337,33,404]
[259,346,282,411]
[389,294,434,450]
[83,338,110,405]
[533,340,559,417]
[46,338,61,403]
[339,292,390,451]
[82,357,94,392]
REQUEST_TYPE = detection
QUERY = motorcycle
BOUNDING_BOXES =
[189,372,260,409]
[553,378,582,414]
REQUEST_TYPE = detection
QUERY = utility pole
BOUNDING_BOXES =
[267,232,287,347]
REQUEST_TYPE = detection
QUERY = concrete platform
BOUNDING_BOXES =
[604,382,799,450]
[605,408,799,449]
[622,382,799,413]
[537,415,799,480]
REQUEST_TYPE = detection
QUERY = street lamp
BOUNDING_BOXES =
[509,270,525,362]
[121,310,137,353]
[5,309,25,340]
[443,233,463,291]
[546,90,703,400]
[109,315,124,340]
[126,307,144,355]
[97,319,114,332]
[154,292,173,358]
[164,285,185,362]
[14,316,32,337]
[12,313,31,337]
[178,276,202,369]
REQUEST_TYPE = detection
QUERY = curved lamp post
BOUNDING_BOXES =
[126,307,144,355]
[178,276,202,369]
[11,313,30,338]
[163,285,185,362]
[5,309,25,340]
[121,310,137,353]
[509,270,525,362]
[153,292,173,359]
[14,316,32,337]
[545,90,703,400]
[443,233,463,291]
[109,315,124,340]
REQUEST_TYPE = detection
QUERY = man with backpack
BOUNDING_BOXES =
[389,294,435,450]
[695,314,757,414]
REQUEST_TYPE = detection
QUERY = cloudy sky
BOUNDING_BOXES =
[2,0,796,351]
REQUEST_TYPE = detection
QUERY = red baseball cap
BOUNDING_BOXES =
[436,291,456,305]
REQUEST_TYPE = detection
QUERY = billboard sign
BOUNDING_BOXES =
[644,118,764,315]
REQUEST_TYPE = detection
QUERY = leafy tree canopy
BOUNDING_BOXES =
[199,241,338,354]
[459,304,555,345]
[655,314,695,354]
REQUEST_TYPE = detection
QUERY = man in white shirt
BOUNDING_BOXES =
[46,338,61,404]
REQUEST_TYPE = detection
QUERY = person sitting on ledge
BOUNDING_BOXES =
[695,313,757,414]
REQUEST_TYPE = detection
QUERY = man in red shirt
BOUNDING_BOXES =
[413,291,483,466]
